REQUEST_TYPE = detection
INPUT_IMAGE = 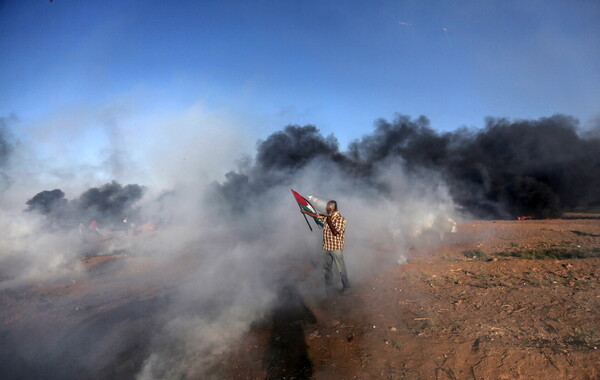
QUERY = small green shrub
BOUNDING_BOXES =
[463,249,487,259]
[496,247,600,260]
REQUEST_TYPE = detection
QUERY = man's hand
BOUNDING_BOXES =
[301,209,318,218]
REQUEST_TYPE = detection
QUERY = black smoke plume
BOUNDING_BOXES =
[215,114,600,219]
[25,181,145,230]
[214,125,351,212]
[25,189,68,215]
[76,181,144,222]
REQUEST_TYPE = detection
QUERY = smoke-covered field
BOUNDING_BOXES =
[1,113,600,378]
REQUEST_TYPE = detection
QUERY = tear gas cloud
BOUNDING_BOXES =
[137,113,599,376]
[0,212,84,289]
[135,158,453,379]
[2,112,600,377]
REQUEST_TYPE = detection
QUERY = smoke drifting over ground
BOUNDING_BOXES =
[127,123,456,378]
[2,112,600,378]
[0,181,145,288]
[141,114,600,377]
[135,151,455,378]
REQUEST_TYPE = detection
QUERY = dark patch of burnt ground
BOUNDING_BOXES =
[264,285,317,380]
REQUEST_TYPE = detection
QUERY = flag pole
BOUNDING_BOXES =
[297,203,313,231]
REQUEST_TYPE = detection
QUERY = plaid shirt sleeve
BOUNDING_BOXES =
[335,215,346,235]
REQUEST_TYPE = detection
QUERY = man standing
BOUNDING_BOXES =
[302,200,350,294]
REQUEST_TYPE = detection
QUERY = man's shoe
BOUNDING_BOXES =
[341,287,351,295]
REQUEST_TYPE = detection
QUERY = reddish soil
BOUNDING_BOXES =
[226,216,600,379]
[2,215,600,379]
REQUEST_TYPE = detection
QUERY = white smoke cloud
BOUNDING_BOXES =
[133,156,459,378]
[0,105,461,378]
[0,212,84,288]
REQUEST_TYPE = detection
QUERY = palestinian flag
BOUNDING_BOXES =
[291,189,324,230]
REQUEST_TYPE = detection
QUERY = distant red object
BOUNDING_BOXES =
[89,220,98,228]
[516,216,533,220]
[136,224,156,232]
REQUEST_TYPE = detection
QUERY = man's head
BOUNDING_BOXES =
[326,200,338,214]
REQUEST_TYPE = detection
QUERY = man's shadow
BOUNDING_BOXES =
[264,285,316,380]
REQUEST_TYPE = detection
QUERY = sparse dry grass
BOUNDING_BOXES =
[496,247,600,260]
[572,328,599,349]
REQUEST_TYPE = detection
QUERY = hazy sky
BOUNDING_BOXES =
[1,1,599,185]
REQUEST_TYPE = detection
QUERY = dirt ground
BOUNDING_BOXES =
[1,215,600,379]
[225,215,600,380]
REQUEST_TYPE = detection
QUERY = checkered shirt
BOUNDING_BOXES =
[319,211,346,250]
